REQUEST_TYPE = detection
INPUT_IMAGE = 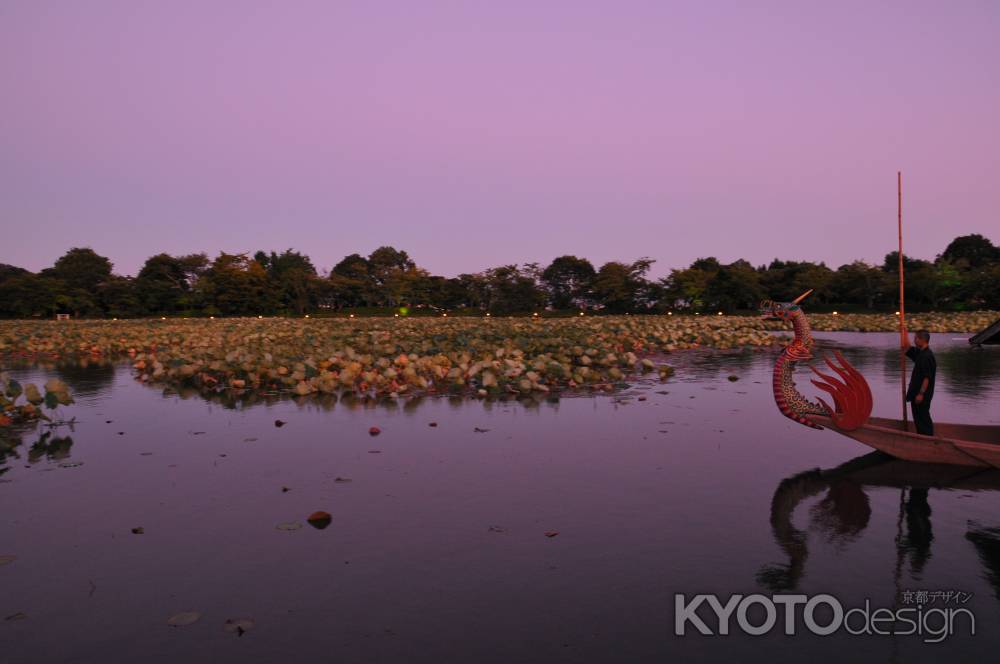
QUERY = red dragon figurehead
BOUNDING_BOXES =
[761,290,873,431]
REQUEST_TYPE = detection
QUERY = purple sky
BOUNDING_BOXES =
[2,1,998,278]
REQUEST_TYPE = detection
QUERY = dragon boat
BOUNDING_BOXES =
[762,291,1000,468]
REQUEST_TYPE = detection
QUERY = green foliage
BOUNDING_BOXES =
[0,235,996,318]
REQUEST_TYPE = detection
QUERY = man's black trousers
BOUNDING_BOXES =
[910,400,934,436]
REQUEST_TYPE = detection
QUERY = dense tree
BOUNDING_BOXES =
[541,256,596,309]
[939,234,999,269]
[329,254,372,308]
[0,273,61,317]
[254,249,319,314]
[480,265,547,314]
[42,248,113,292]
[0,234,996,317]
[0,264,28,283]
[98,276,141,318]
[704,260,765,312]
[829,261,888,310]
[591,259,654,313]
[197,253,275,315]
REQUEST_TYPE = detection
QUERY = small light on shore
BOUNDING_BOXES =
[717,311,723,316]
[304,314,309,318]
[258,315,263,319]
[668,312,673,316]
[394,313,399,317]
[832,311,838,315]
[486,313,491,317]
[210,316,214,319]
[533,312,538,317]
[895,311,900,315]
[113,317,118,321]
[442,313,448,317]
[161,317,166,320]
[579,312,584,316]
[349,314,354,318]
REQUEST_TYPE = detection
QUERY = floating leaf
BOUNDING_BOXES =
[131,527,144,535]
[544,531,560,538]
[276,521,302,531]
[368,426,381,436]
[167,611,201,626]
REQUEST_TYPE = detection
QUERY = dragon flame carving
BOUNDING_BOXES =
[761,290,873,431]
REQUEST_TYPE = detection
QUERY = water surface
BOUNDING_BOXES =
[2,333,999,663]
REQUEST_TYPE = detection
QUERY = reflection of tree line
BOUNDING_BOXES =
[164,383,564,412]
[809,339,1000,404]
[759,452,1000,604]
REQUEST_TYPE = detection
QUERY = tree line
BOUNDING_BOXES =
[0,234,997,318]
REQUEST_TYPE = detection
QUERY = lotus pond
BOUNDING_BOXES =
[2,318,1000,663]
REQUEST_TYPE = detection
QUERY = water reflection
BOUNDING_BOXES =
[759,452,1000,600]
[966,526,1000,602]
[0,428,75,473]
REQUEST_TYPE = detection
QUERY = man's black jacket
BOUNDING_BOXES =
[905,346,936,403]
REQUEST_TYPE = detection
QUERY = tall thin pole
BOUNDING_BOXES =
[898,171,907,427]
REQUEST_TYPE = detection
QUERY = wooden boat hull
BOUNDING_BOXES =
[813,415,1000,469]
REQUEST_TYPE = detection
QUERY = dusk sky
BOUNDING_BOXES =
[2,1,998,278]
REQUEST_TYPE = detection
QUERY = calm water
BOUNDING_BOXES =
[2,333,999,663]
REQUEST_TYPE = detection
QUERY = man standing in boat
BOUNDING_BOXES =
[901,328,936,436]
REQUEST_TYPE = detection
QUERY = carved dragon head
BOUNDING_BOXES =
[759,289,813,322]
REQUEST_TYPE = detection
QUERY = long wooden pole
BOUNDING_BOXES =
[898,171,907,426]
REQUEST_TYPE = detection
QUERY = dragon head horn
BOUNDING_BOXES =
[791,289,813,304]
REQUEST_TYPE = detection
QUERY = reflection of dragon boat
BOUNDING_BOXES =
[762,291,1000,467]
[759,451,1000,593]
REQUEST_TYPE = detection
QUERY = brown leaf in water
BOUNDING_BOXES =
[167,611,201,626]
[544,531,560,538]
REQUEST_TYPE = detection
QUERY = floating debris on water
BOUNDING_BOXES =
[166,611,201,627]
[306,511,332,529]
[223,618,255,636]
